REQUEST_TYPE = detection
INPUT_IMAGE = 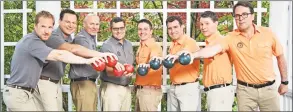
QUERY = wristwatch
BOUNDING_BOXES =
[281,81,289,85]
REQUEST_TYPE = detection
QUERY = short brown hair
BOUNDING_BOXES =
[166,16,183,26]
[137,19,152,29]
[110,17,125,28]
[35,10,55,25]
[60,9,78,21]
[233,1,254,16]
[201,11,218,22]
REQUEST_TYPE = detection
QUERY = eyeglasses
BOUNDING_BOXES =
[233,12,252,20]
[112,27,125,32]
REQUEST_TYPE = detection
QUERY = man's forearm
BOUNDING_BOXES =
[56,50,89,64]
[71,44,101,58]
[58,43,102,58]
[277,54,288,81]
[192,44,222,59]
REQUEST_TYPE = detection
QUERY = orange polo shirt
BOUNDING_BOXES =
[203,32,233,87]
[220,24,284,84]
[135,38,163,86]
[169,34,200,84]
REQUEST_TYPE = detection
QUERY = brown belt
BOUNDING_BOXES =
[7,85,34,93]
[136,85,161,89]
[40,76,59,84]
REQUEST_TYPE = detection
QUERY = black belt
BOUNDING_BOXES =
[40,76,59,84]
[71,77,96,83]
[237,80,275,88]
[7,85,34,93]
[204,83,231,92]
[172,78,199,86]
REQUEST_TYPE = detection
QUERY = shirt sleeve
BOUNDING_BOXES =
[150,43,163,58]
[45,33,66,49]
[73,37,91,49]
[29,39,53,63]
[183,38,200,53]
[125,41,135,64]
[270,29,284,56]
[219,35,231,53]
[129,43,135,64]
[100,43,113,53]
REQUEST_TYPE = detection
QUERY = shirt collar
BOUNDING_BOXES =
[205,31,221,44]
[140,38,156,47]
[173,34,188,45]
[56,27,73,42]
[32,31,40,39]
[80,29,96,39]
[110,36,125,45]
[56,27,68,38]
[234,24,261,35]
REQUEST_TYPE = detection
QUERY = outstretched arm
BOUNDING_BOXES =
[192,44,223,59]
[46,49,100,65]
[58,43,118,61]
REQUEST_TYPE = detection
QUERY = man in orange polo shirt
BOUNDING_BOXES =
[200,11,234,111]
[181,1,288,111]
[164,16,201,111]
[135,19,163,111]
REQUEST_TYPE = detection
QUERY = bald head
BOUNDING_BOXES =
[83,14,100,36]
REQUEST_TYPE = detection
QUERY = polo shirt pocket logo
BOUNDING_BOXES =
[237,42,244,48]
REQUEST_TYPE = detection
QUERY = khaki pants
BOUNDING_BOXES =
[3,86,42,111]
[207,85,235,111]
[135,88,162,111]
[168,82,200,111]
[100,81,131,111]
[70,80,98,111]
[33,79,63,111]
[237,82,280,111]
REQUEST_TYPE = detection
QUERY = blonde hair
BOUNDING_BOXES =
[35,10,55,25]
